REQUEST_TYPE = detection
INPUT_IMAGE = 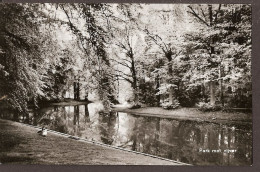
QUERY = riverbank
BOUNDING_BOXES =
[0,119,182,165]
[112,106,252,124]
[37,99,91,107]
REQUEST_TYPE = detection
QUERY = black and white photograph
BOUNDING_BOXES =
[0,3,252,166]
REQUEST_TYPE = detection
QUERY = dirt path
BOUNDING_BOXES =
[0,119,184,165]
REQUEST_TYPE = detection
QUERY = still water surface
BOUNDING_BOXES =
[0,103,252,165]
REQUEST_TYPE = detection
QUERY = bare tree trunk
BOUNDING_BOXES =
[208,5,217,106]
[219,66,224,106]
[167,57,174,104]
[74,82,77,100]
[132,78,139,104]
[74,81,80,100]
[202,70,206,101]
[208,4,213,26]
[156,75,160,106]
[85,90,88,101]
[77,81,80,100]
[210,81,216,105]
[130,54,139,104]
[202,82,205,101]
[169,89,174,104]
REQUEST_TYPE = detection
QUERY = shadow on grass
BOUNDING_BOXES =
[0,153,34,163]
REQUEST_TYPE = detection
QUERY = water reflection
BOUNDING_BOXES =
[0,103,252,165]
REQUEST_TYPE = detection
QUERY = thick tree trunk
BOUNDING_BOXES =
[85,91,88,101]
[128,82,138,105]
[208,5,217,106]
[209,81,216,105]
[202,82,205,101]
[208,5,213,26]
[169,89,174,104]
[77,83,80,100]
[74,81,80,100]
[156,76,160,106]
[167,56,174,104]
[132,84,139,104]
[220,81,224,106]
[130,55,139,104]
[73,82,77,100]
[219,66,224,106]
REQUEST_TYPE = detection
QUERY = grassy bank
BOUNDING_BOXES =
[0,119,181,165]
[112,106,252,124]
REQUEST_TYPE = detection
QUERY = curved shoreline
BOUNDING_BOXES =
[112,107,252,125]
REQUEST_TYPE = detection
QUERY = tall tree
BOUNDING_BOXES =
[108,4,147,105]
[0,4,47,113]
[186,4,251,107]
[59,3,117,107]
[142,5,187,105]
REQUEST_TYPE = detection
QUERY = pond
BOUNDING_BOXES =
[0,103,252,166]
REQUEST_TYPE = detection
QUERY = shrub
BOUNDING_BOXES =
[128,104,142,109]
[178,86,204,107]
[161,99,180,110]
[139,81,158,106]
[196,102,221,112]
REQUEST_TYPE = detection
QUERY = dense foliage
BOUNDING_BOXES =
[0,4,47,113]
[0,3,251,114]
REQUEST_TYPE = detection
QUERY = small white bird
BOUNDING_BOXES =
[37,127,47,137]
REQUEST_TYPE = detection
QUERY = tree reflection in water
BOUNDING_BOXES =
[1,103,252,165]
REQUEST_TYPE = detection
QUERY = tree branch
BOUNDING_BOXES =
[187,5,209,27]
[173,50,182,59]
[107,73,133,84]
[118,75,133,84]
[111,59,131,69]
[60,4,92,62]
[121,58,132,64]
[116,42,128,52]
[214,4,222,23]
[144,29,168,54]
[200,8,206,21]
[114,69,132,78]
